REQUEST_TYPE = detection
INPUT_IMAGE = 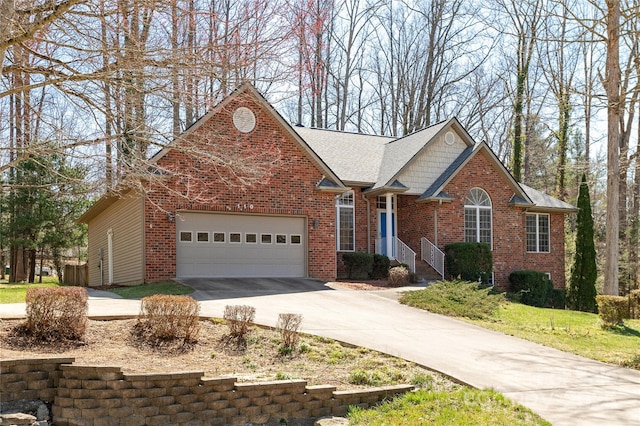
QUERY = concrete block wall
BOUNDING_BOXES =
[0,357,74,405]
[0,358,414,426]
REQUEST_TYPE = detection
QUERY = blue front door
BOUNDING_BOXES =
[380,212,395,256]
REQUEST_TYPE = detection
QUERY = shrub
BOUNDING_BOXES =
[371,254,390,279]
[548,288,566,309]
[508,270,553,308]
[24,286,88,341]
[388,265,409,287]
[135,295,200,344]
[276,313,303,352]
[224,305,256,339]
[444,242,492,284]
[596,295,628,328]
[342,252,373,279]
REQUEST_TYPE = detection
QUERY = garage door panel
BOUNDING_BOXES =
[176,213,306,278]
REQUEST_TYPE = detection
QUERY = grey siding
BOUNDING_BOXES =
[87,195,144,286]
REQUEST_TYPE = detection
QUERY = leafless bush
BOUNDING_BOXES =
[276,313,303,350]
[24,287,88,341]
[388,266,410,287]
[224,305,255,339]
[134,295,200,345]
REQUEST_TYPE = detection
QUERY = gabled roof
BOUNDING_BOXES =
[79,83,349,223]
[417,141,533,206]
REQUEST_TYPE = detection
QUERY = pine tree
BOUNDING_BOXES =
[568,174,598,312]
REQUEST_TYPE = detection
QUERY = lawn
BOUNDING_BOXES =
[106,281,194,299]
[0,278,60,304]
[348,388,550,426]
[400,281,640,370]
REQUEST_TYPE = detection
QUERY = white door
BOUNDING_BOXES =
[176,213,306,278]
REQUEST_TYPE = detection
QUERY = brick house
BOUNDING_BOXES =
[79,83,576,289]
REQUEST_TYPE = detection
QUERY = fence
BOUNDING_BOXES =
[63,264,88,286]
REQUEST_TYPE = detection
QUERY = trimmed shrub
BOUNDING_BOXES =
[388,265,410,287]
[596,295,628,328]
[508,270,553,308]
[24,286,88,341]
[342,252,374,279]
[224,304,256,339]
[276,313,303,352]
[444,242,492,284]
[135,295,200,344]
[549,288,566,309]
[371,254,390,279]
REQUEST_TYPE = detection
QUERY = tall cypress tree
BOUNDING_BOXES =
[568,174,598,312]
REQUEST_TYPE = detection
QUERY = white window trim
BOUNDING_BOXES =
[336,191,355,252]
[229,232,242,244]
[291,234,302,244]
[464,188,493,249]
[276,234,287,244]
[245,233,258,244]
[260,233,272,244]
[526,213,550,253]
[213,232,226,243]
[196,231,209,243]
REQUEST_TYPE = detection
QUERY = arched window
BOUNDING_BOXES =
[464,188,492,246]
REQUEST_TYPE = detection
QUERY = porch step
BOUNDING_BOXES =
[391,260,442,283]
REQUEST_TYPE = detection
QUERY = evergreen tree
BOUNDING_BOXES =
[568,174,597,312]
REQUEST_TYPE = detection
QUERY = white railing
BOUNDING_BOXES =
[395,238,416,273]
[421,237,445,280]
[375,237,416,273]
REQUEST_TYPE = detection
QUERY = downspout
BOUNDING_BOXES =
[362,191,371,253]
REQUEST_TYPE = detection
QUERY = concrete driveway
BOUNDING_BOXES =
[2,278,639,425]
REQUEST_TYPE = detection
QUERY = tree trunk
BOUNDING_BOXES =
[603,0,620,296]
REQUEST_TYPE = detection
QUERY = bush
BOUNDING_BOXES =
[224,305,256,339]
[548,288,566,309]
[444,242,492,284]
[342,252,374,279]
[371,254,390,279]
[388,265,409,287]
[276,313,303,352]
[596,295,628,328]
[24,286,88,341]
[508,270,553,308]
[135,295,200,344]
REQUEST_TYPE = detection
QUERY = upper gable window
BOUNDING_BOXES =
[336,191,355,251]
[526,213,550,252]
[464,188,492,246]
[376,196,395,210]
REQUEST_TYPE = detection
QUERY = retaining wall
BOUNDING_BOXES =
[0,358,413,426]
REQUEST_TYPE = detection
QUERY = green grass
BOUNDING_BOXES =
[0,278,60,304]
[401,280,640,369]
[473,303,640,369]
[107,281,194,299]
[400,280,504,319]
[347,388,550,425]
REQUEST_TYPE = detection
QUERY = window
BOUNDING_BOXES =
[196,232,209,242]
[229,232,241,243]
[213,232,225,243]
[276,234,287,244]
[261,234,272,244]
[526,213,550,252]
[179,231,192,242]
[337,191,355,251]
[464,188,492,246]
[376,195,394,210]
[291,235,301,244]
[245,233,257,243]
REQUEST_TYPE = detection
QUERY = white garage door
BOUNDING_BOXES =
[176,212,306,278]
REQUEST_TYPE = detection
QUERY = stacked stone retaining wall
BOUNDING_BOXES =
[1,358,413,425]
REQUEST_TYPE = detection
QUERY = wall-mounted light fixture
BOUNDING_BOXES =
[312,219,319,229]
[167,213,174,222]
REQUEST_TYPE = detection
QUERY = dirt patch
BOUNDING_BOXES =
[0,318,454,391]
[327,280,391,291]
